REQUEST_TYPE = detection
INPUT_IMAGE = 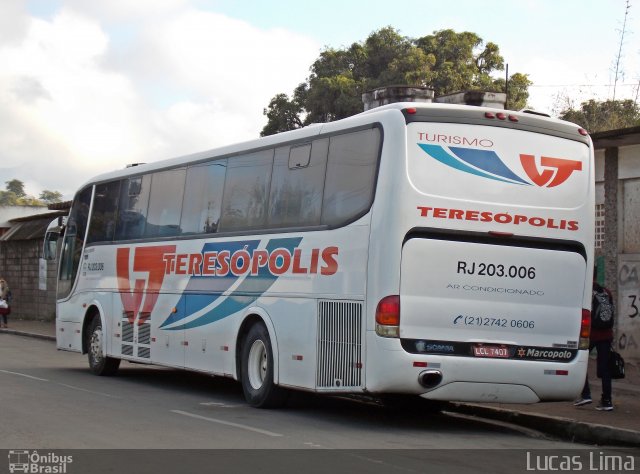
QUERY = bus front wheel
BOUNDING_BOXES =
[87,317,120,376]
[240,323,287,408]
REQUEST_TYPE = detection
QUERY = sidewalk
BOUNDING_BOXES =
[450,358,640,447]
[2,318,640,447]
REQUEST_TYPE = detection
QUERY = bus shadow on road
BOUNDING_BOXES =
[60,363,539,438]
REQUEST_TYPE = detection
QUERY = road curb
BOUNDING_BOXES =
[448,402,640,448]
[0,328,56,342]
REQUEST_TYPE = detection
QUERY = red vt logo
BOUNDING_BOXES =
[520,155,582,187]
[116,246,176,324]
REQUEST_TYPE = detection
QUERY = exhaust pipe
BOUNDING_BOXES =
[418,370,443,389]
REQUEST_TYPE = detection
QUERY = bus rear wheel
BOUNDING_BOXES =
[87,317,120,376]
[240,323,287,408]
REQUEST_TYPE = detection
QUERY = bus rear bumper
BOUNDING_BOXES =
[419,381,540,404]
[366,335,588,403]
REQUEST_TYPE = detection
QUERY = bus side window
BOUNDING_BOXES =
[145,168,186,238]
[321,128,380,226]
[87,181,121,243]
[57,187,92,299]
[268,139,328,228]
[181,160,227,235]
[219,150,274,232]
[115,176,151,241]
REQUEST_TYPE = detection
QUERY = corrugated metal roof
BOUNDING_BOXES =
[1,214,63,241]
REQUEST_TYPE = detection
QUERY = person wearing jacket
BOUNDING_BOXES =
[574,273,614,411]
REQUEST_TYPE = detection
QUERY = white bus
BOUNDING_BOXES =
[53,102,594,407]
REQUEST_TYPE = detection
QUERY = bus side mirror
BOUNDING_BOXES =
[43,216,65,261]
[43,230,59,261]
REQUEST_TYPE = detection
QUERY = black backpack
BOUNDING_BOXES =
[592,284,614,329]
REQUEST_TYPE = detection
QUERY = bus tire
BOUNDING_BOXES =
[87,317,120,376]
[240,323,287,408]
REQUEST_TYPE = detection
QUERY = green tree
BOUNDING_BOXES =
[0,191,18,206]
[39,190,63,204]
[0,180,62,207]
[415,30,502,94]
[262,27,530,135]
[559,99,640,132]
[5,179,26,198]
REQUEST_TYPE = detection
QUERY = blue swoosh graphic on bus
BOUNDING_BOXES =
[159,239,260,328]
[448,147,531,185]
[418,144,530,185]
[160,237,302,331]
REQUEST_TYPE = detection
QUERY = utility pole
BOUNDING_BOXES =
[505,63,509,110]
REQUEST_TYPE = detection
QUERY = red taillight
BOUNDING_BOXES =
[580,308,591,349]
[581,309,591,338]
[484,112,495,119]
[496,112,507,120]
[376,295,400,338]
[376,295,400,326]
[406,107,417,115]
[578,128,589,136]
[508,114,519,122]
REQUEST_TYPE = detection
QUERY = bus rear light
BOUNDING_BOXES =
[508,114,519,122]
[413,361,428,368]
[376,295,400,338]
[578,128,589,136]
[484,112,495,119]
[405,107,417,115]
[496,112,507,120]
[544,369,569,376]
[579,308,591,349]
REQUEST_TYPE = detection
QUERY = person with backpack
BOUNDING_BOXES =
[574,269,615,411]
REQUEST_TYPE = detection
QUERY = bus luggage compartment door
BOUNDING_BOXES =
[399,237,586,350]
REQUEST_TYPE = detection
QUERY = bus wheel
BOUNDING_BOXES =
[87,317,120,376]
[241,323,287,408]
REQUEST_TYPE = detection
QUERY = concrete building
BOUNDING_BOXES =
[593,126,640,363]
[0,211,66,321]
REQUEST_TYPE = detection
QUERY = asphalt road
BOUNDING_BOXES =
[2,333,622,474]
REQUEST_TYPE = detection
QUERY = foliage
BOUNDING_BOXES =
[39,190,64,204]
[5,179,26,198]
[260,93,305,137]
[559,99,640,133]
[0,180,63,207]
[261,27,531,135]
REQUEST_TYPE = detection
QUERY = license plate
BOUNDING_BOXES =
[473,345,509,358]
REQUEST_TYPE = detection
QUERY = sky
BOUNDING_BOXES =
[1,0,638,199]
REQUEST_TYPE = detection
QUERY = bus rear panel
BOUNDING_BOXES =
[367,107,593,403]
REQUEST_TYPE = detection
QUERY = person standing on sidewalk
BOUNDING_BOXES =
[0,278,11,328]
[574,270,615,411]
